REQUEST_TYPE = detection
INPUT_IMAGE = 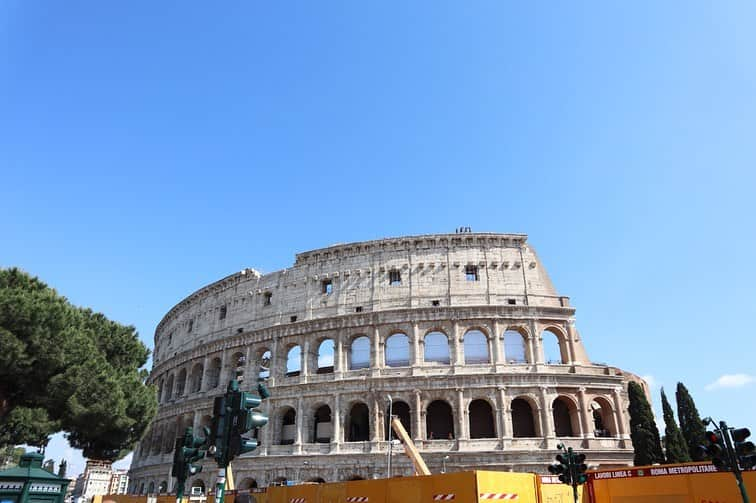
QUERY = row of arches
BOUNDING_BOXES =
[157,351,247,404]
[269,396,617,445]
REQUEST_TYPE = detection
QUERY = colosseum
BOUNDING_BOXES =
[128,232,644,495]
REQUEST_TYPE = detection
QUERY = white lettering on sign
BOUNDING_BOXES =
[29,483,61,493]
[590,462,718,480]
[0,482,23,491]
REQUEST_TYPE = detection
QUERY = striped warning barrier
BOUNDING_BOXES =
[290,499,306,503]
[432,494,455,501]
[345,497,369,502]
[479,494,519,500]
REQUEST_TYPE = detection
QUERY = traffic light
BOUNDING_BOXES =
[703,430,729,471]
[171,427,208,501]
[573,452,588,484]
[211,395,230,466]
[732,428,755,470]
[548,453,571,484]
[227,383,269,460]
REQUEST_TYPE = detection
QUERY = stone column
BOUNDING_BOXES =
[451,321,462,366]
[411,322,422,366]
[295,397,304,449]
[370,395,381,442]
[577,387,592,438]
[539,387,555,439]
[301,338,310,382]
[612,387,628,438]
[496,387,507,438]
[456,388,467,440]
[566,322,578,364]
[270,336,279,386]
[334,337,344,375]
[332,393,341,451]
[372,327,381,368]
[413,389,423,442]
[491,320,503,365]
[200,355,210,392]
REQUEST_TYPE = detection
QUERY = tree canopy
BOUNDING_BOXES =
[628,381,665,466]
[0,268,157,460]
[661,388,691,463]
[676,382,707,461]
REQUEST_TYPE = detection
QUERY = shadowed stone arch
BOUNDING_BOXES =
[207,357,222,389]
[190,362,203,393]
[426,400,454,439]
[176,367,187,396]
[313,404,332,443]
[386,400,412,439]
[591,396,616,437]
[238,478,258,490]
[346,402,370,441]
[255,347,272,380]
[164,374,174,402]
[552,395,580,437]
[468,398,496,438]
[276,406,296,445]
[511,397,538,437]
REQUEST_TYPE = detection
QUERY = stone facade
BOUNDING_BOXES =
[128,232,642,494]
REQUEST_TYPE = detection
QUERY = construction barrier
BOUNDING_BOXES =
[100,463,756,503]
[586,462,756,502]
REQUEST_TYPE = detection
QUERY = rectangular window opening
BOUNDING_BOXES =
[219,305,227,320]
[389,270,401,286]
[355,306,363,313]
[290,315,298,323]
[187,320,193,332]
[465,265,479,281]
[322,279,333,295]
[431,300,440,307]
[507,299,516,305]
[264,292,272,306]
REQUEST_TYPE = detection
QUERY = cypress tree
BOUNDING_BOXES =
[661,388,691,463]
[628,381,665,465]
[676,382,707,461]
[57,459,67,478]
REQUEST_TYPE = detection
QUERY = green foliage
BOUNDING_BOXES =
[0,268,157,460]
[628,381,665,466]
[676,382,707,461]
[58,459,67,478]
[661,388,691,463]
[0,446,25,469]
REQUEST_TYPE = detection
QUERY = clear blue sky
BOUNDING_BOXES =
[2,1,755,478]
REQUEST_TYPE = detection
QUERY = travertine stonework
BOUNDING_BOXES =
[128,233,642,494]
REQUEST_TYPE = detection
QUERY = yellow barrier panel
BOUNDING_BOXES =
[536,475,584,503]
[476,471,538,503]
[587,462,756,502]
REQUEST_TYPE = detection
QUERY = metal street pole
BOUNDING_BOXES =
[442,455,449,474]
[720,421,751,503]
[387,395,393,479]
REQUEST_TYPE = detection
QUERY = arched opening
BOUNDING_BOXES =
[228,351,245,380]
[504,330,528,363]
[314,405,332,443]
[346,475,365,481]
[147,482,155,494]
[511,398,537,437]
[207,357,222,389]
[238,478,258,490]
[424,331,450,364]
[349,336,370,370]
[468,399,495,438]
[157,379,164,404]
[258,349,271,380]
[286,345,301,377]
[271,477,288,486]
[190,480,205,495]
[164,374,174,402]
[542,328,567,364]
[464,329,490,364]
[158,481,167,494]
[151,430,162,455]
[426,400,454,440]
[139,483,145,495]
[386,401,412,439]
[280,408,296,445]
[317,339,335,374]
[306,477,326,484]
[552,396,578,437]
[163,423,176,453]
[385,333,410,367]
[346,402,370,441]
[591,397,616,437]
[190,363,203,393]
[176,368,187,396]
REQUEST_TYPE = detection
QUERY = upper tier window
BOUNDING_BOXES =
[465,265,479,281]
[389,270,401,286]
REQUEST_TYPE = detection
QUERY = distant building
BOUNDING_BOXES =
[70,460,113,502]
[109,470,129,495]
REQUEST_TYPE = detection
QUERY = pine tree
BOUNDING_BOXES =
[676,382,707,461]
[628,381,665,465]
[661,388,691,463]
[58,459,67,478]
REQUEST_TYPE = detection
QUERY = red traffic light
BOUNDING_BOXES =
[706,431,720,444]
[731,428,751,443]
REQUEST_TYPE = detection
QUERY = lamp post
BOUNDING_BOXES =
[387,394,393,479]
[442,455,450,474]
